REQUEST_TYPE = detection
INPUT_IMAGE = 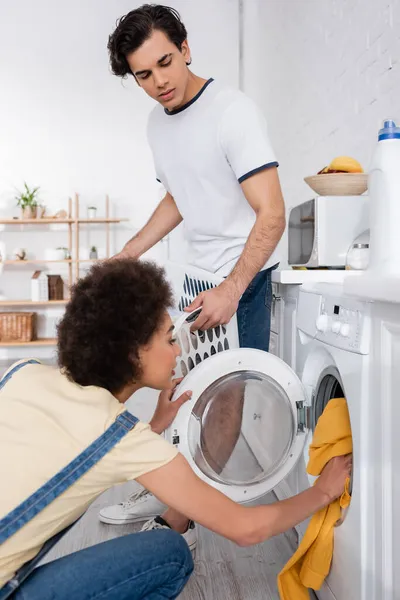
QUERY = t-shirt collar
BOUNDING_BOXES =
[164,78,214,115]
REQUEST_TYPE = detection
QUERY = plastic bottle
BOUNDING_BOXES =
[368,119,400,273]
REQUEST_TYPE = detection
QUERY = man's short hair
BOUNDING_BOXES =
[108,4,188,77]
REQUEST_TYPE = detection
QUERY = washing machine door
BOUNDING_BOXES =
[165,347,309,503]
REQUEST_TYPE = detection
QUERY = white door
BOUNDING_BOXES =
[165,347,309,504]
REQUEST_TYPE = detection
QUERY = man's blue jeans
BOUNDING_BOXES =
[12,529,193,600]
[236,265,277,352]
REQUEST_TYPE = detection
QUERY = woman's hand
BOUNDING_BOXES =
[149,378,192,434]
[315,454,353,503]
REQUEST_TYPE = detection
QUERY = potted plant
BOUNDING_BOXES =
[88,206,97,219]
[15,182,40,219]
[56,247,70,260]
[90,246,98,260]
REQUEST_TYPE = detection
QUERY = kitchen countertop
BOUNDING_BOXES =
[344,271,400,304]
[272,269,362,285]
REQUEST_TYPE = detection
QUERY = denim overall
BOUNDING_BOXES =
[0,360,138,599]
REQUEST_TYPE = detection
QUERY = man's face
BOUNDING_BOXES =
[127,29,191,111]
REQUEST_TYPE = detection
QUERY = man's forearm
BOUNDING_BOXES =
[224,210,285,297]
[121,192,183,259]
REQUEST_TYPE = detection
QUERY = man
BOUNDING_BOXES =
[99,4,286,532]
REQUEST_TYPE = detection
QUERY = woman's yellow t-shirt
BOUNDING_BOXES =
[0,360,177,587]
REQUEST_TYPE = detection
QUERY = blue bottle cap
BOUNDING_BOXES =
[378,119,400,141]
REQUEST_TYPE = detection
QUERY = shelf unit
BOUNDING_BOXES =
[0,300,67,306]
[0,194,129,346]
[0,338,57,347]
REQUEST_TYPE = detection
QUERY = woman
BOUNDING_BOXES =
[0,260,351,599]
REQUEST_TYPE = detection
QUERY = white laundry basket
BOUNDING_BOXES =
[163,261,240,379]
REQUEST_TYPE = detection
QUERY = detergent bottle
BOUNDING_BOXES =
[368,119,400,273]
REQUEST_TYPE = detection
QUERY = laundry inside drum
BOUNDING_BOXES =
[188,370,295,486]
[313,371,353,497]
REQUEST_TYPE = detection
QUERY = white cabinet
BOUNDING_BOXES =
[269,282,300,372]
[269,283,283,357]
[366,301,400,598]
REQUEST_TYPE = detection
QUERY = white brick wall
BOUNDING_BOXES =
[243,0,400,264]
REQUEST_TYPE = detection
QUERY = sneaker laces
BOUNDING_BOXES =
[121,488,151,509]
[141,517,170,532]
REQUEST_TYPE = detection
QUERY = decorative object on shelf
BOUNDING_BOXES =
[36,204,46,219]
[89,246,98,259]
[87,206,97,219]
[47,274,64,300]
[45,248,66,261]
[57,247,71,260]
[54,209,68,219]
[31,271,49,302]
[15,182,40,219]
[14,248,27,261]
[0,312,36,342]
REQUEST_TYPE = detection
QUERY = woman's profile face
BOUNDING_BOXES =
[138,311,181,389]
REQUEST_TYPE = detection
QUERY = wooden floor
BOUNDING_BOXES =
[41,481,303,600]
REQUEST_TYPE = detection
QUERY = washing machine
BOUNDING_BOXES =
[290,283,373,600]
[163,261,312,504]
[165,277,375,600]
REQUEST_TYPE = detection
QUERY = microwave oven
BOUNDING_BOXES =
[288,195,369,268]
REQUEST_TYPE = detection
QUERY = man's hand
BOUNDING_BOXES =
[185,282,240,331]
[149,378,192,434]
[112,247,135,260]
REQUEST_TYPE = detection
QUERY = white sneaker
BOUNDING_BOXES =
[141,516,197,553]
[98,488,166,525]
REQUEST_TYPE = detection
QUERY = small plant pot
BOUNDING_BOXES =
[88,207,97,219]
[22,206,36,219]
[90,249,98,260]
[53,248,67,261]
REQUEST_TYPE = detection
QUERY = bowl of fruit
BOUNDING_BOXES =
[304,157,368,196]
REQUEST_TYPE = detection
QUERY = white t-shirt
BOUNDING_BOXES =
[147,79,280,276]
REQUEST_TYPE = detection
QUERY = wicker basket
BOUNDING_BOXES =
[304,173,368,196]
[0,312,36,342]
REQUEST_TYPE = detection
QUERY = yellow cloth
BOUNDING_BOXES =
[277,397,352,600]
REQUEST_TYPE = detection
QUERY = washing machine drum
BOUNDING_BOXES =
[165,348,308,503]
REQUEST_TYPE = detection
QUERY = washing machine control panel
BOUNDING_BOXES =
[315,295,370,353]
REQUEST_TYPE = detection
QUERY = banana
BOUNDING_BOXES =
[318,156,363,174]
[329,156,363,173]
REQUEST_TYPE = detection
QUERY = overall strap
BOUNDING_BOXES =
[0,411,138,544]
[0,359,139,597]
[0,360,41,391]
[0,359,139,544]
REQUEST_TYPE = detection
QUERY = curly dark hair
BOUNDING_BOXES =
[108,4,188,77]
[57,259,173,393]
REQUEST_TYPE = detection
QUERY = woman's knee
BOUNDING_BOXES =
[156,529,194,575]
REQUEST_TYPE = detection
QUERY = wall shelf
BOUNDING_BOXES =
[0,300,68,306]
[0,194,129,350]
[0,338,57,347]
[3,260,72,265]
[77,218,129,224]
[0,218,128,225]
[0,219,74,224]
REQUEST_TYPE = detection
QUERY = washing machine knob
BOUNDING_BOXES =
[340,323,350,337]
[316,314,330,332]
[331,321,341,334]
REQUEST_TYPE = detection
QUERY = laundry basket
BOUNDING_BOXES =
[164,261,240,379]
